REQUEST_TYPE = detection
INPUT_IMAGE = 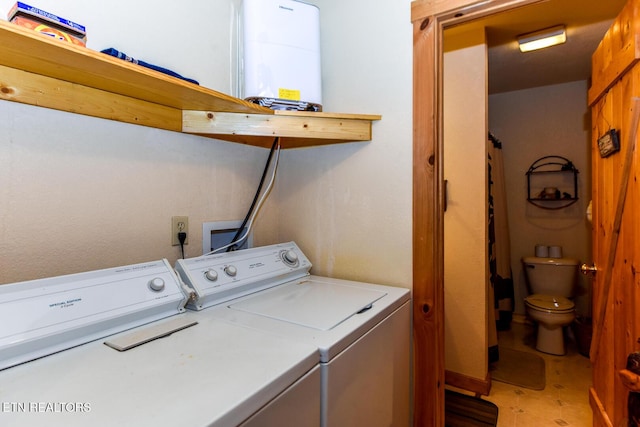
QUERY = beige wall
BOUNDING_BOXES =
[0,105,271,282]
[443,27,488,381]
[0,0,414,289]
[489,81,592,317]
[263,0,414,287]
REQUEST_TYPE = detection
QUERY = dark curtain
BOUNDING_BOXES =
[488,132,515,363]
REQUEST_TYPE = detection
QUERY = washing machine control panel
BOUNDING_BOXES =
[0,259,190,370]
[175,241,311,310]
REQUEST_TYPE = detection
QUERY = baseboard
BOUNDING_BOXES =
[445,369,491,396]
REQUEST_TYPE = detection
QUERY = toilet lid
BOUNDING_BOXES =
[525,294,574,312]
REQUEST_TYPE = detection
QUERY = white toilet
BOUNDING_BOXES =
[522,256,579,355]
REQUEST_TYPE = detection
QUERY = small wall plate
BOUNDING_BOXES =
[202,220,253,255]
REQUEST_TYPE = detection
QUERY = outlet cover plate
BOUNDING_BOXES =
[171,216,189,246]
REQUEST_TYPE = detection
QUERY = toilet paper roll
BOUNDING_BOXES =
[535,245,549,257]
[549,246,563,258]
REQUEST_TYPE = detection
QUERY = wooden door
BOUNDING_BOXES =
[411,0,553,424]
[588,0,640,424]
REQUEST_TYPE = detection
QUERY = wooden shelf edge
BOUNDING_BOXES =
[274,110,382,121]
[182,111,380,148]
[0,63,182,131]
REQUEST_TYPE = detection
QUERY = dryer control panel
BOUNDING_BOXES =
[175,241,311,310]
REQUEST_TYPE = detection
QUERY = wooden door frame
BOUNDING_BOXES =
[411,1,545,424]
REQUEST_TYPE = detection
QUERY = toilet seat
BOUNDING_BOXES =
[525,294,574,314]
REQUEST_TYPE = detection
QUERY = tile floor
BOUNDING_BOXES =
[485,320,593,426]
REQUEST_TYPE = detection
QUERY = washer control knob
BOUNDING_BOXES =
[149,277,165,292]
[224,265,238,277]
[205,268,218,282]
[282,250,299,266]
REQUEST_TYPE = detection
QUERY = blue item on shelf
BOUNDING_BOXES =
[101,48,199,85]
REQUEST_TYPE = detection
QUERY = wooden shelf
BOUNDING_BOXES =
[0,20,380,148]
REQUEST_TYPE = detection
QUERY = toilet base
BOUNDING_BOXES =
[525,302,575,356]
[535,324,566,355]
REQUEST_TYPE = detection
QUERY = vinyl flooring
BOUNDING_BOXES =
[485,320,592,426]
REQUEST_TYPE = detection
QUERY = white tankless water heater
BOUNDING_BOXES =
[241,0,322,111]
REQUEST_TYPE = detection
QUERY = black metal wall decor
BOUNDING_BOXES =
[526,156,579,210]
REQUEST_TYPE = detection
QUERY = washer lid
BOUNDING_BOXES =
[228,279,387,330]
[525,294,574,311]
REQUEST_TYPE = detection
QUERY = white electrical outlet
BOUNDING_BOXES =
[171,216,189,246]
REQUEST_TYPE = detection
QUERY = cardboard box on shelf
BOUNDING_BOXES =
[7,2,86,46]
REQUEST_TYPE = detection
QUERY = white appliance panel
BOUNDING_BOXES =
[210,275,410,363]
[322,302,411,427]
[229,278,387,330]
[0,312,319,427]
[175,242,310,310]
[243,42,322,102]
[0,259,188,370]
[240,365,320,427]
[243,0,320,47]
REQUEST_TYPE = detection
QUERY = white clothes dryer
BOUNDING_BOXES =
[176,242,412,427]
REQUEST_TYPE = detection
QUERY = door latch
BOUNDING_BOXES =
[580,263,597,277]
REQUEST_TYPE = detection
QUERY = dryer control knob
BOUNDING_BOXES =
[224,265,238,277]
[282,249,299,266]
[205,268,218,282]
[149,277,165,292]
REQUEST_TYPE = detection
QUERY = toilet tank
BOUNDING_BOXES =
[522,256,579,297]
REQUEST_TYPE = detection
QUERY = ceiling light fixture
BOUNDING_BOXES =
[517,25,566,53]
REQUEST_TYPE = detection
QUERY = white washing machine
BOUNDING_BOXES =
[0,259,320,427]
[176,242,412,427]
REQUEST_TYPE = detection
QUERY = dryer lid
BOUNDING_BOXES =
[228,278,387,331]
[525,294,574,311]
